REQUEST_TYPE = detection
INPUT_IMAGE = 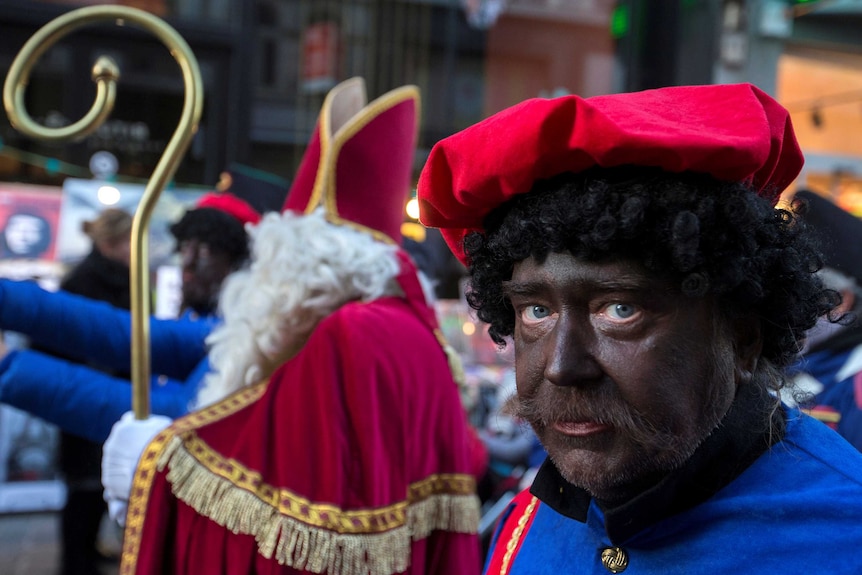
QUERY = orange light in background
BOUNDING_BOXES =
[837,193,862,217]
[400,221,426,242]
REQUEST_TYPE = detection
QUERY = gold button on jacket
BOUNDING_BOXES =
[601,546,629,573]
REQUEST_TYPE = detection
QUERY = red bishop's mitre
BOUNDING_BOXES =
[282,77,420,245]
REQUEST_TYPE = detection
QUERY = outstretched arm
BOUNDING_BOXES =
[0,349,200,443]
[0,279,214,379]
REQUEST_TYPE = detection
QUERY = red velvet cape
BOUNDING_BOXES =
[121,260,483,575]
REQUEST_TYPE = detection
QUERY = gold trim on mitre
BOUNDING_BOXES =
[304,77,421,245]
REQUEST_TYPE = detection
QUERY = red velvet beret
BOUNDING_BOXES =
[283,77,419,245]
[417,83,803,265]
[195,192,261,226]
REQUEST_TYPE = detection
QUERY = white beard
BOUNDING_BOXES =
[193,209,403,408]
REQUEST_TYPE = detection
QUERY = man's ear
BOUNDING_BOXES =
[732,315,763,386]
[836,288,856,316]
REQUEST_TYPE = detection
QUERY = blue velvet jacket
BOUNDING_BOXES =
[0,279,217,442]
[485,385,862,574]
[794,343,862,452]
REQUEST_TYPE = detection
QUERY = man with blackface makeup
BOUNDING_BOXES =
[418,83,862,574]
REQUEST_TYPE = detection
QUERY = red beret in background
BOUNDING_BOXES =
[195,192,261,226]
[417,83,804,265]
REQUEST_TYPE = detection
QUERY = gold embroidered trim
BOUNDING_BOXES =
[119,380,269,575]
[162,431,476,533]
[803,407,841,423]
[157,431,479,575]
[306,78,362,215]
[499,496,538,575]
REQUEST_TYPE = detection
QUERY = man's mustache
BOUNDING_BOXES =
[504,383,681,451]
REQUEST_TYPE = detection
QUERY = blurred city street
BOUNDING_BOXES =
[0,511,120,575]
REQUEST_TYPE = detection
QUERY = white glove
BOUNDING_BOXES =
[102,411,172,526]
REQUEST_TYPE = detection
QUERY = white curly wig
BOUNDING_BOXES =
[194,208,405,408]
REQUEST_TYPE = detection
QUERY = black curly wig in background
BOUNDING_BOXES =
[169,207,250,268]
[464,166,839,378]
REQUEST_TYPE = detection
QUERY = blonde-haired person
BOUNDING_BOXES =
[57,208,133,575]
[66,208,133,300]
[80,207,133,267]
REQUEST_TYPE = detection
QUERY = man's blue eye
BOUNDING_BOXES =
[526,305,551,320]
[608,303,636,319]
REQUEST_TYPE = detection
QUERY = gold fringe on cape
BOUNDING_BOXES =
[158,434,480,575]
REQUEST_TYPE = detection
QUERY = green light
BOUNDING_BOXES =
[44,158,60,175]
[610,5,630,39]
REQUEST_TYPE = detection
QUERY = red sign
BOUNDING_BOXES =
[0,183,63,262]
[301,22,340,94]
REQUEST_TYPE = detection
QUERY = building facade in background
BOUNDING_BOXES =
[0,0,617,191]
[613,0,862,212]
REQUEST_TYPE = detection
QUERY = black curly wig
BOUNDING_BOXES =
[169,207,250,268]
[464,166,838,374]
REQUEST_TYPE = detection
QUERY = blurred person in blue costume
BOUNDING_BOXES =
[51,207,134,575]
[0,191,260,444]
[418,83,862,574]
[789,189,862,451]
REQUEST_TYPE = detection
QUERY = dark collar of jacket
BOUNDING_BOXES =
[529,382,786,544]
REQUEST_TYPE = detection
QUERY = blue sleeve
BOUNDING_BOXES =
[149,313,216,378]
[814,375,862,452]
[0,349,201,443]
[0,279,214,379]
